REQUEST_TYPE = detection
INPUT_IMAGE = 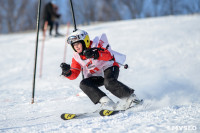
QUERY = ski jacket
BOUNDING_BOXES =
[66,42,119,80]
[43,2,60,23]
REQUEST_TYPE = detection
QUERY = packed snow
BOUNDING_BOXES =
[0,14,200,133]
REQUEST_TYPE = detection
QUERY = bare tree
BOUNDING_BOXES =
[1,0,200,34]
[122,0,144,19]
[0,0,38,33]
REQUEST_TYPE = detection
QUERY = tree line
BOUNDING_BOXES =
[0,0,199,34]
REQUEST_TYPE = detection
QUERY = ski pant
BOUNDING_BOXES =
[79,66,134,104]
[49,21,59,35]
[43,20,59,35]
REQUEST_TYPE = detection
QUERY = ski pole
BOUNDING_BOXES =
[32,0,41,104]
[118,63,128,69]
[83,48,129,69]
[69,0,84,79]
[69,0,77,32]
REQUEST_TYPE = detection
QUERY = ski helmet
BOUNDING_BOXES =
[67,29,90,51]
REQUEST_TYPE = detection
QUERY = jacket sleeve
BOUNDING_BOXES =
[97,48,113,61]
[66,58,81,80]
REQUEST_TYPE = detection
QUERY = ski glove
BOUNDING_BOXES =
[83,48,99,59]
[60,63,71,77]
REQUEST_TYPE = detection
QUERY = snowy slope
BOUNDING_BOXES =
[0,14,200,133]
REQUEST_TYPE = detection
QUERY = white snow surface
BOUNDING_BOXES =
[0,15,200,133]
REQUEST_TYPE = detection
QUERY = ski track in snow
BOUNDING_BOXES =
[0,14,200,133]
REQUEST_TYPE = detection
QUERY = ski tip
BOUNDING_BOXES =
[61,113,76,120]
[99,110,119,116]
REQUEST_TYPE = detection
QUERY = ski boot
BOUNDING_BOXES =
[116,93,142,110]
[99,96,116,110]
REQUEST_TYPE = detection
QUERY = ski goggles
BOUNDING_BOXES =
[67,36,80,44]
[67,34,86,44]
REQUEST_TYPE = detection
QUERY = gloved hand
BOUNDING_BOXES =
[60,63,71,77]
[83,48,99,59]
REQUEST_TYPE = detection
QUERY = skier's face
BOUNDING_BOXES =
[73,42,83,53]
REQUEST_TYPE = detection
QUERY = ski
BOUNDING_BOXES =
[60,113,77,120]
[60,110,99,120]
[61,99,144,120]
[99,110,121,116]
[99,99,144,117]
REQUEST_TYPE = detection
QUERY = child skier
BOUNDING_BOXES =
[60,29,140,110]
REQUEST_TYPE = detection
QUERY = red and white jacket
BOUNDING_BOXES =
[66,41,119,80]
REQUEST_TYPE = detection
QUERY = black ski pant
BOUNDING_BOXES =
[42,20,59,35]
[49,21,59,35]
[79,66,134,104]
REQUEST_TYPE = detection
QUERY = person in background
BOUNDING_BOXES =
[42,0,63,37]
